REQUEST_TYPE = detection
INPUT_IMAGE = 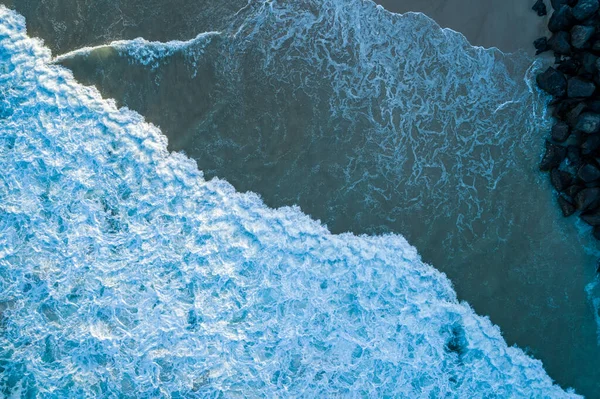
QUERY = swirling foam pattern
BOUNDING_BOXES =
[57,0,548,251]
[0,6,577,398]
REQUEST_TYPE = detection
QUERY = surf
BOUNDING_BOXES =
[0,6,577,397]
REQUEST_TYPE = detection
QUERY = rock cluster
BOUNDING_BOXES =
[535,0,600,240]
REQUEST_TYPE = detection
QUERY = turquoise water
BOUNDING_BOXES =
[40,0,600,395]
[0,6,579,397]
[5,0,600,396]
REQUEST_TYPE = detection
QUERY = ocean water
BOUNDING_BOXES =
[3,0,600,397]
[0,4,583,398]
[0,7,574,398]
[17,0,600,395]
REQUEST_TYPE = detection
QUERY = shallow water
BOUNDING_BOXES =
[2,0,600,396]
[0,6,580,397]
[375,0,550,54]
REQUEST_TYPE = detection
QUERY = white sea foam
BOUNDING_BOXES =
[53,31,221,69]
[0,5,579,398]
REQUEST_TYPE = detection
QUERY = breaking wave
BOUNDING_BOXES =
[0,5,578,399]
[53,31,221,70]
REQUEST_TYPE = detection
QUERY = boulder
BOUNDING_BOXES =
[595,72,600,88]
[537,67,568,96]
[540,140,567,170]
[533,0,548,15]
[557,58,580,75]
[553,99,582,121]
[551,168,574,190]
[567,76,596,97]
[549,6,574,32]
[578,162,600,181]
[580,209,600,225]
[565,184,584,197]
[550,31,572,54]
[581,134,600,154]
[567,102,587,125]
[571,25,595,48]
[575,112,600,132]
[567,145,582,165]
[580,52,599,74]
[552,121,571,141]
[575,186,600,210]
[586,99,600,113]
[552,0,577,8]
[572,0,599,20]
[558,196,577,216]
[570,128,584,142]
[551,0,572,9]
[594,225,600,240]
[534,37,550,54]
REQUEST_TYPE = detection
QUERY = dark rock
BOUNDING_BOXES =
[593,226,600,240]
[537,67,568,96]
[568,76,596,97]
[570,128,585,142]
[534,37,550,54]
[578,162,600,181]
[550,6,575,32]
[571,25,596,48]
[585,180,600,187]
[557,58,580,75]
[575,112,600,132]
[552,121,571,141]
[551,0,571,9]
[533,0,548,15]
[567,102,587,125]
[581,134,600,154]
[586,99,600,113]
[552,0,577,8]
[593,40,600,52]
[565,184,584,197]
[550,31,572,54]
[552,98,578,119]
[567,145,582,165]
[580,52,599,74]
[533,0,550,16]
[572,0,599,21]
[540,141,567,170]
[575,187,600,210]
[551,168,574,190]
[581,209,600,225]
[595,72,600,88]
[558,196,577,216]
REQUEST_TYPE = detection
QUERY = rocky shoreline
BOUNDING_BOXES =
[535,0,600,249]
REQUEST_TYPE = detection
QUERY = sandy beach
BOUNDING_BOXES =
[375,0,550,54]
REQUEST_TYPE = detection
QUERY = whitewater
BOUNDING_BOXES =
[0,5,580,398]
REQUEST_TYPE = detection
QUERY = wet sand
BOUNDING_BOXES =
[375,0,550,54]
